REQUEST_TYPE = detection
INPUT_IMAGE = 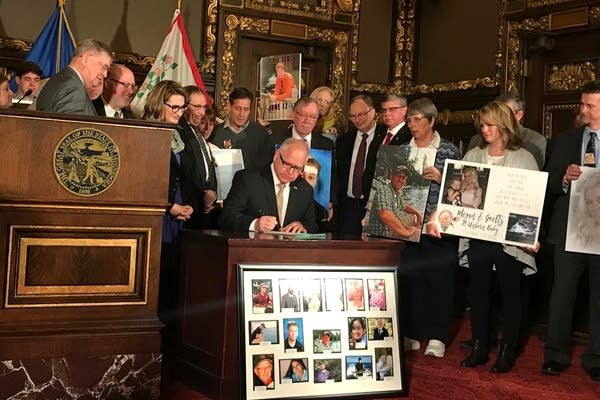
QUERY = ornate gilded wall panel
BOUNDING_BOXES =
[242,0,333,19]
[547,61,597,92]
[543,103,578,139]
[218,13,350,124]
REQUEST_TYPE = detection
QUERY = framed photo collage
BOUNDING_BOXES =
[238,264,406,399]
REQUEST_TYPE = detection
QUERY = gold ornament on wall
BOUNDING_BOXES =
[547,61,597,92]
[336,0,354,12]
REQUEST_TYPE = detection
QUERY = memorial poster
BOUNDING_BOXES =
[436,160,547,246]
[363,144,437,243]
[258,53,302,121]
[566,167,600,255]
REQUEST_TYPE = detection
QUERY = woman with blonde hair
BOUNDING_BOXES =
[310,86,337,141]
[460,101,538,373]
[460,166,482,208]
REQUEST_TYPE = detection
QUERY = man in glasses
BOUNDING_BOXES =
[37,38,112,116]
[92,64,136,118]
[380,94,412,146]
[221,138,318,234]
[177,85,218,229]
[335,95,386,236]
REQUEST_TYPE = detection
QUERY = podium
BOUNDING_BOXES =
[173,230,404,399]
[0,111,172,399]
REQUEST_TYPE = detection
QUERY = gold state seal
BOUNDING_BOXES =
[54,128,120,196]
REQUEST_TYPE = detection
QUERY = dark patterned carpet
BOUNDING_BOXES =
[166,317,600,400]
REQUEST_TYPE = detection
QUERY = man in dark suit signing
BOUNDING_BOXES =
[335,95,386,236]
[92,64,136,119]
[221,138,318,233]
[542,80,600,380]
[37,38,112,116]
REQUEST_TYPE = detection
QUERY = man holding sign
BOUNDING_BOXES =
[542,80,600,380]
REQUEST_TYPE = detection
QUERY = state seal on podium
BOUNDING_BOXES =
[53,127,120,196]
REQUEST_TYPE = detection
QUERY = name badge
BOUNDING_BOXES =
[584,152,596,166]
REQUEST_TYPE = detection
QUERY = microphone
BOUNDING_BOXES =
[14,89,33,105]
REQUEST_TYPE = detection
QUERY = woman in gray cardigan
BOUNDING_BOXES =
[460,101,538,373]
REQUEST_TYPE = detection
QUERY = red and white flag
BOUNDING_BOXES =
[130,8,210,117]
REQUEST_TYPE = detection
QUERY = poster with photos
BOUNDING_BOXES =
[364,144,437,242]
[436,160,548,246]
[239,264,405,399]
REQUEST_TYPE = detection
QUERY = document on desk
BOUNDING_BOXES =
[266,231,328,240]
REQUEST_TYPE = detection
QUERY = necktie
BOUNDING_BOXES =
[383,131,393,145]
[352,133,369,198]
[276,183,285,225]
[584,131,597,167]
[113,110,122,118]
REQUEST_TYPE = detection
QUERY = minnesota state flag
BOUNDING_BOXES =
[130,8,210,117]
[26,0,76,77]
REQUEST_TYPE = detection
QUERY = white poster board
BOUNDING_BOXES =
[212,148,244,201]
[566,166,600,255]
[436,160,547,246]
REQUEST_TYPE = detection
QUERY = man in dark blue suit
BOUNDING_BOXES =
[221,138,318,233]
[542,80,600,380]
[380,94,412,146]
[334,95,386,236]
[37,39,112,116]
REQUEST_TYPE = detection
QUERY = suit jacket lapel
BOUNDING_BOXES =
[261,167,278,218]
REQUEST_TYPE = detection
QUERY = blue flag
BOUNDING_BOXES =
[27,0,76,77]
[10,0,76,93]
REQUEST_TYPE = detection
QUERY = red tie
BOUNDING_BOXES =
[383,131,393,145]
[352,133,368,198]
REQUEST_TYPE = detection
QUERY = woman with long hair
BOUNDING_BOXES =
[460,101,538,373]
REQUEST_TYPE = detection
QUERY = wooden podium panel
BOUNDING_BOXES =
[0,111,172,399]
[175,230,404,400]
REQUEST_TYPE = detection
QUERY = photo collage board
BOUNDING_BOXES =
[239,264,406,399]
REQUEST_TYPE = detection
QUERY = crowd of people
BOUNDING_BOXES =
[2,36,599,381]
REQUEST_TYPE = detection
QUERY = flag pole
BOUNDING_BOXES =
[177,0,181,11]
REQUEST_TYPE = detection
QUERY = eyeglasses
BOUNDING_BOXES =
[294,110,319,121]
[188,103,208,110]
[108,78,137,91]
[164,102,187,113]
[348,108,373,120]
[279,153,304,173]
[381,106,405,114]
[407,115,426,123]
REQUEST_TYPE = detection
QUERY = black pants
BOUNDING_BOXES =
[544,245,600,370]
[336,197,366,237]
[399,235,458,342]
[467,240,525,347]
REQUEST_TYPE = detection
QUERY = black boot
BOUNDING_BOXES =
[460,339,488,367]
[491,343,516,373]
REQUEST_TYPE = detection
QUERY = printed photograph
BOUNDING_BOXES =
[367,279,386,311]
[348,317,368,350]
[252,354,275,390]
[305,148,333,223]
[279,280,301,312]
[368,317,393,340]
[313,359,342,383]
[505,213,538,245]
[441,162,491,210]
[249,320,279,345]
[283,318,304,352]
[313,329,342,353]
[252,279,273,313]
[258,53,302,121]
[364,145,436,242]
[375,348,394,380]
[566,167,600,255]
[345,278,365,311]
[279,358,309,383]
[346,355,373,379]
[301,279,323,312]
[324,278,345,312]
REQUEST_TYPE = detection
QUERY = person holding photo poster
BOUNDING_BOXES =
[397,98,461,358]
[542,80,600,380]
[459,101,538,373]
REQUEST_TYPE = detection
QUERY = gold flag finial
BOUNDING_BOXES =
[59,0,66,6]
